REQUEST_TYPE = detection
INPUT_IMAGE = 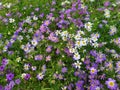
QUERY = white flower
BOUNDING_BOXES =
[95,87,100,90]
[23,46,30,53]
[74,34,81,40]
[80,38,88,46]
[9,18,15,23]
[77,30,85,35]
[16,57,21,62]
[31,39,38,46]
[24,64,29,70]
[33,16,38,20]
[4,3,12,8]
[0,2,2,6]
[55,30,61,36]
[109,25,117,35]
[75,40,81,48]
[21,73,26,78]
[28,28,33,33]
[25,16,31,23]
[90,0,95,2]
[91,36,98,42]
[62,36,67,41]
[104,9,110,18]
[74,61,82,69]
[92,42,99,48]
[69,47,77,54]
[75,39,87,48]
[84,22,93,31]
[3,46,8,52]
[17,35,23,41]
[61,31,68,37]
[61,86,67,90]
[68,34,74,38]
[26,35,30,39]
[73,53,80,60]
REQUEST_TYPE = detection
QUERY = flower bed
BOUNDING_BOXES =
[0,0,120,90]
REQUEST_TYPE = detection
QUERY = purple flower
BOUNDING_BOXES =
[39,25,47,33]
[105,78,118,90]
[41,64,46,73]
[56,49,60,54]
[0,85,3,90]
[37,73,44,80]
[46,46,52,53]
[6,73,14,81]
[90,50,97,57]
[4,84,11,90]
[90,67,97,75]
[35,54,43,61]
[104,1,110,7]
[74,71,80,77]
[31,66,37,71]
[43,20,50,26]
[0,33,2,39]
[99,24,103,28]
[0,65,5,71]
[67,83,74,90]
[2,58,9,66]
[75,80,84,90]
[46,55,51,62]
[15,79,21,85]
[95,53,106,63]
[9,81,15,88]
[58,74,63,80]
[116,61,120,68]
[61,67,67,73]
[64,48,72,56]
[35,8,39,11]
[24,74,31,80]
[48,32,59,43]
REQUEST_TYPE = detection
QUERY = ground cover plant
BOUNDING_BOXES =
[0,0,120,90]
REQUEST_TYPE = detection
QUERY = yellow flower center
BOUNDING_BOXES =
[91,69,95,73]
[109,81,114,87]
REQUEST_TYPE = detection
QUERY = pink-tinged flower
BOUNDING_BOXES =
[61,67,67,73]
[114,38,120,45]
[48,32,59,43]
[35,54,43,61]
[41,64,46,73]
[56,49,60,54]
[43,20,50,26]
[37,72,44,80]
[46,46,52,53]
[4,84,11,90]
[105,78,118,90]
[39,25,46,33]
[9,81,15,88]
[46,55,51,62]
[104,1,110,7]
[58,74,63,80]
[31,66,37,71]
[15,79,21,85]
[90,67,97,75]
[116,61,120,68]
